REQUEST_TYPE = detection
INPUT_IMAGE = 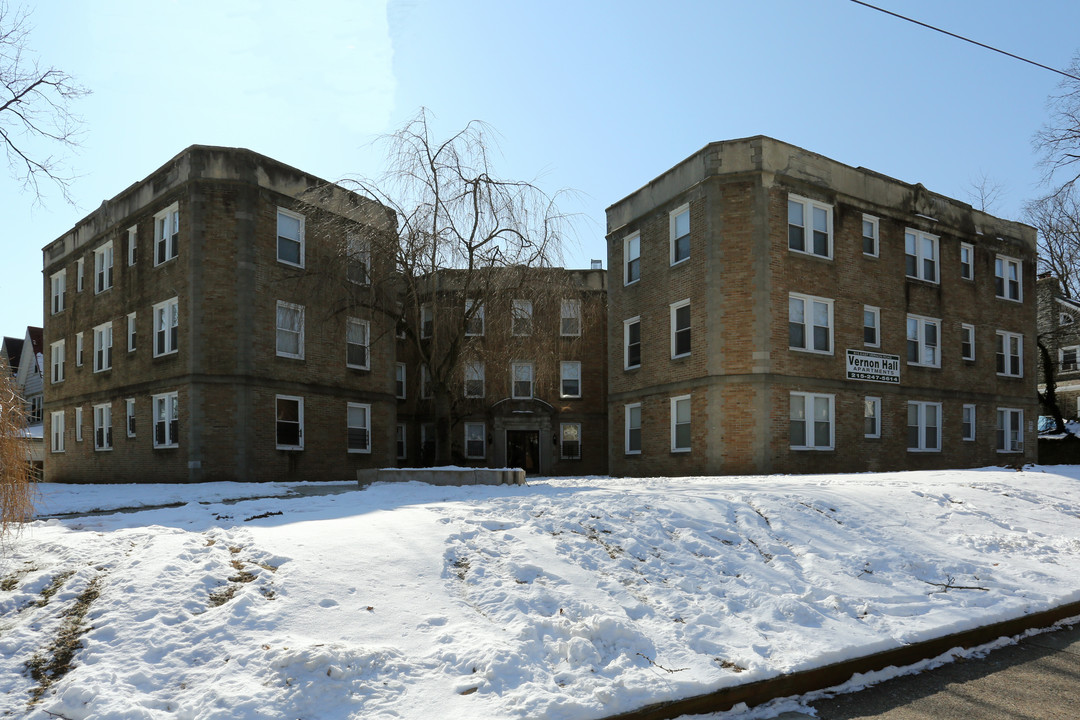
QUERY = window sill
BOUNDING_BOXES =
[788,248,833,261]
[790,347,834,356]
[791,447,834,452]
[907,363,941,369]
[904,276,940,287]
[670,257,690,268]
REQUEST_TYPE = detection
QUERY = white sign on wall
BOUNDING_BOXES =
[846,349,900,384]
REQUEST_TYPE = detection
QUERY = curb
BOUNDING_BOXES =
[599,600,1080,720]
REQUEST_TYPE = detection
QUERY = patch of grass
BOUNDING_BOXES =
[1,563,37,592]
[208,585,238,608]
[26,576,102,705]
[36,571,75,608]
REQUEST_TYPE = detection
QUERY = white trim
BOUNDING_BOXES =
[347,402,372,454]
[511,362,534,399]
[93,322,113,373]
[126,398,136,438]
[275,395,304,450]
[862,214,879,257]
[511,299,533,336]
[153,298,179,357]
[789,293,834,355]
[624,231,640,285]
[152,392,179,449]
[153,202,180,266]
[670,203,690,265]
[864,396,881,439]
[464,422,485,459]
[904,228,939,283]
[906,314,940,368]
[670,299,691,359]
[994,255,1022,302]
[560,422,582,460]
[907,401,942,452]
[275,301,305,359]
[787,194,833,259]
[996,407,1024,453]
[624,316,641,370]
[962,404,976,442]
[560,299,582,337]
[345,317,370,370]
[276,206,305,268]
[464,360,485,398]
[396,362,407,399]
[93,402,113,451]
[863,306,880,348]
[961,323,976,361]
[94,240,114,294]
[670,395,691,452]
[625,402,642,455]
[50,410,65,452]
[960,242,974,280]
[996,330,1023,377]
[790,392,834,450]
[560,360,582,399]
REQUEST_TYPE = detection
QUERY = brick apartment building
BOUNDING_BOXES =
[1037,275,1080,420]
[606,136,1038,476]
[42,146,398,483]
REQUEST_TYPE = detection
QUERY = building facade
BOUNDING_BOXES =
[1036,275,1080,420]
[606,136,1038,476]
[42,146,397,483]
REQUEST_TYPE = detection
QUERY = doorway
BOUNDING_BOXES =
[506,430,540,475]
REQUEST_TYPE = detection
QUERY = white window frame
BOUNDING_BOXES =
[511,362,534,399]
[560,422,582,460]
[93,403,112,451]
[421,364,432,399]
[670,203,690,265]
[464,422,486,459]
[996,330,1023,377]
[671,395,691,453]
[154,297,179,357]
[94,241,114,294]
[789,293,834,355]
[1060,345,1080,372]
[465,299,484,336]
[345,231,370,285]
[154,202,179,266]
[152,392,179,449]
[624,231,640,285]
[396,423,407,460]
[790,392,834,451]
[512,299,533,336]
[276,207,305,268]
[996,408,1024,453]
[560,361,581,399]
[127,225,137,266]
[906,315,940,368]
[74,406,83,442]
[995,255,1022,302]
[864,396,881,439]
[625,402,642,455]
[76,258,84,292]
[127,312,137,352]
[346,317,370,370]
[961,323,976,361]
[275,301,304,359]
[75,331,83,367]
[905,229,939,283]
[561,299,582,337]
[962,404,976,442]
[960,242,974,280]
[275,395,304,450]
[93,322,113,373]
[670,299,691,359]
[50,269,65,315]
[907,401,942,452]
[347,402,371,454]
[50,411,64,452]
[863,306,880,348]
[787,194,833,259]
[395,362,407,399]
[464,361,485,398]
[1061,312,1074,326]
[624,317,641,370]
[50,340,65,383]
[420,304,433,339]
[126,398,136,438]
[862,214,879,257]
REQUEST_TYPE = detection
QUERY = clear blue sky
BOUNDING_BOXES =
[3,0,1079,335]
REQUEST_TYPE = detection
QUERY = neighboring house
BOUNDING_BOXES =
[2,336,24,377]
[606,136,1038,476]
[3,328,44,476]
[1036,275,1080,419]
[42,146,397,483]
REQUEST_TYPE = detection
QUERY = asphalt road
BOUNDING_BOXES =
[778,621,1080,719]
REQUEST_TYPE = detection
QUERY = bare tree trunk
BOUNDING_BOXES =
[1038,338,1067,434]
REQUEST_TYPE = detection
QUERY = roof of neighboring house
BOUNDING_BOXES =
[26,327,43,356]
[2,336,23,374]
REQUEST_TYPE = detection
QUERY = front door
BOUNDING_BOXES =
[506,430,540,475]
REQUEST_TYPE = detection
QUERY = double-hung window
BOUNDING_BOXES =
[512,300,533,336]
[464,422,485,459]
[995,256,1022,301]
[996,408,1024,453]
[905,229,939,283]
[50,270,65,315]
[464,361,485,398]
[50,411,65,452]
[465,299,484,336]
[670,300,690,358]
[421,304,433,339]
[996,331,1023,377]
[862,215,879,256]
[789,293,833,354]
[864,397,881,439]
[396,424,407,459]
[275,301,304,359]
[276,208,305,267]
[790,393,833,450]
[907,401,941,452]
[788,195,832,258]
[1061,345,1080,371]
[74,406,82,442]
[961,323,975,361]
[625,403,641,454]
[50,340,65,383]
[670,204,690,264]
[126,398,136,438]
[347,403,371,453]
[75,332,84,367]
[153,392,179,448]
[128,226,137,266]
[421,365,432,399]
[624,232,640,285]
[864,306,880,347]
[962,404,976,441]
[561,299,582,336]
[94,241,114,294]
[560,423,581,460]
[511,362,533,399]
[671,395,691,452]
[275,395,304,450]
[346,232,369,285]
[346,318,370,370]
[624,317,641,369]
[128,313,137,352]
[154,203,179,265]
[76,258,85,292]
[93,403,112,451]
[93,322,113,372]
[154,298,179,357]
[906,315,940,367]
[560,361,581,398]
[396,363,407,399]
[960,243,974,280]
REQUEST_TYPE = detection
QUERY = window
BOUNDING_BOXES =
[464,422,485,459]
[671,395,691,452]
[670,300,691,358]
[94,241,114,294]
[624,232,640,285]
[275,301,304,359]
[906,315,940,367]
[154,203,179,265]
[346,318,369,370]
[863,306,880,348]
[996,408,1024,453]
[93,322,113,373]
[93,403,112,451]
[512,362,533,399]
[126,398,136,438]
[907,401,941,452]
[128,226,137,266]
[76,258,84,292]
[561,299,582,336]
[74,406,82,442]
[996,331,1023,377]
[154,298,179,357]
[962,404,976,441]
[421,365,432,399]
[905,229,939,283]
[512,300,533,336]
[27,396,42,424]
[50,270,65,315]
[75,332,84,367]
[560,361,581,398]
[560,423,581,460]
[670,204,690,264]
[961,323,975,361]
[864,397,881,439]
[421,304,433,339]
[153,392,179,448]
[1061,345,1080,371]
[50,340,65,383]
[396,424,407,459]
[960,243,974,280]
[395,363,406,399]
[346,232,369,285]
[789,294,833,354]
[862,215,879,256]
[128,313,137,352]
[347,403,371,453]
[276,208,304,267]
[464,361,485,398]
[995,255,1022,301]
[788,195,832,258]
[50,411,64,452]
[275,395,303,450]
[790,393,834,450]
[624,317,641,369]
[421,423,436,460]
[625,403,641,454]
[465,299,484,336]
[1062,313,1074,326]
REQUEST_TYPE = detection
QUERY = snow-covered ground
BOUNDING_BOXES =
[2,467,1080,720]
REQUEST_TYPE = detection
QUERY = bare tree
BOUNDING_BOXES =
[1,1,88,202]
[1035,53,1080,195]
[1,362,34,540]
[963,171,1006,213]
[1025,189,1080,298]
